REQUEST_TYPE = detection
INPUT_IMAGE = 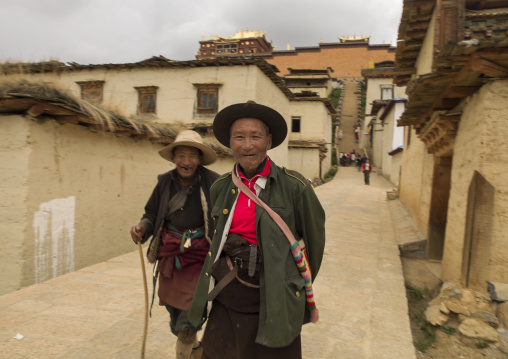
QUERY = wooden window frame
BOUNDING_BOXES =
[194,84,221,115]
[134,86,158,115]
[216,43,238,54]
[380,85,394,100]
[76,81,104,105]
[291,116,301,133]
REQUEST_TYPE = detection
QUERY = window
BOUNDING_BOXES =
[381,85,394,100]
[291,116,301,133]
[76,81,104,105]
[193,84,221,115]
[216,43,238,54]
[135,86,158,115]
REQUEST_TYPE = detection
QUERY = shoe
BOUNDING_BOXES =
[176,330,197,359]
[190,341,203,359]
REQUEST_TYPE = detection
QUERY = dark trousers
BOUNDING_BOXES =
[364,171,370,185]
[201,279,302,359]
[166,305,201,336]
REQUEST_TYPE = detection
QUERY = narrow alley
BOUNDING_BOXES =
[0,166,416,359]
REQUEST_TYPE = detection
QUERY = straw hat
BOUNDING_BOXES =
[213,101,287,149]
[159,130,217,165]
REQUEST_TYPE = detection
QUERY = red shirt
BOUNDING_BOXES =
[229,157,271,244]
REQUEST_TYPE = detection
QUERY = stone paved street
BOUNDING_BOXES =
[0,166,416,359]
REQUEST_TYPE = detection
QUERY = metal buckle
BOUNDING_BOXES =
[233,256,243,268]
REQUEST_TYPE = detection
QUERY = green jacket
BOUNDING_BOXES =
[188,161,325,348]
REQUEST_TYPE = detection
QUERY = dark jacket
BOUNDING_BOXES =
[189,161,326,347]
[139,166,220,263]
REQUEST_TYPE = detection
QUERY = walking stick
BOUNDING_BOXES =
[137,241,149,359]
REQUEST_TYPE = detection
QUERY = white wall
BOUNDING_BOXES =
[0,116,30,294]
[415,10,436,77]
[379,102,405,183]
[288,148,321,179]
[288,101,333,176]
[5,63,335,176]
[399,126,434,237]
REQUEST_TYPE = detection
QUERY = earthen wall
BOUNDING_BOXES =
[441,80,508,284]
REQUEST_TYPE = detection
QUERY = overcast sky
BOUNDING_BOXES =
[0,0,403,65]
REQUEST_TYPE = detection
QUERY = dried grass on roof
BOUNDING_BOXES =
[0,79,176,140]
[0,79,232,156]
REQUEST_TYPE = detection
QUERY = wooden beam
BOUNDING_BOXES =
[407,21,432,31]
[396,58,418,66]
[55,115,80,125]
[26,104,45,117]
[436,98,461,108]
[471,58,508,78]
[409,0,436,7]
[444,86,478,98]
[405,30,428,39]
[399,50,421,58]
[0,98,36,110]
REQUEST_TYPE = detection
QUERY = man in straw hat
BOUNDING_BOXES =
[130,130,220,359]
[189,102,326,358]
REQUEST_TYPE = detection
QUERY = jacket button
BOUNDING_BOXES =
[223,209,228,215]
[296,291,300,298]
[231,189,236,194]
[214,229,217,234]
[208,251,212,257]
[205,272,209,276]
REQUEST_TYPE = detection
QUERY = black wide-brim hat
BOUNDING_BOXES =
[213,101,288,149]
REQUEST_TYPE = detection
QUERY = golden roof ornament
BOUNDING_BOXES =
[338,34,371,43]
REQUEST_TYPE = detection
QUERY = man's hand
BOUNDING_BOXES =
[130,225,146,243]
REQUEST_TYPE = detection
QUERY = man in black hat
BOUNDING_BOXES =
[189,102,326,358]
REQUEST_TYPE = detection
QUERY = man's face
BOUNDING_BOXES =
[230,117,272,177]
[171,146,202,180]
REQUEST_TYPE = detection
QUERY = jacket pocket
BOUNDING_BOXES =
[285,274,306,306]
[284,274,306,327]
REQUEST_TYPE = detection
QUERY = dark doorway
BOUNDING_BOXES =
[462,171,494,293]
[427,156,452,260]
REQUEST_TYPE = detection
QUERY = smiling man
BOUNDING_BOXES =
[189,102,326,359]
[130,130,220,359]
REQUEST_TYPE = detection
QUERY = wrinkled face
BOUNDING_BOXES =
[171,146,202,180]
[230,117,272,177]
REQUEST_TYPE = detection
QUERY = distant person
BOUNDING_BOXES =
[356,156,362,172]
[130,130,220,359]
[362,158,373,185]
[338,130,343,141]
[345,154,350,166]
